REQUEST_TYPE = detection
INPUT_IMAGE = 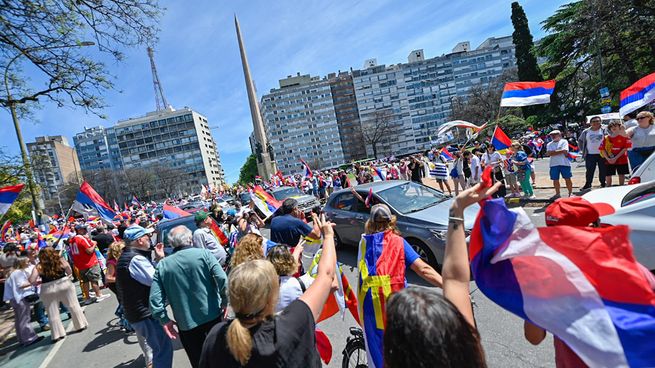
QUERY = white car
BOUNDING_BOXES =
[628,151,655,184]
[583,181,655,271]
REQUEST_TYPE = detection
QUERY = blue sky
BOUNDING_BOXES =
[2,0,568,184]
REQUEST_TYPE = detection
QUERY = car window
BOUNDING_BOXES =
[272,187,302,200]
[354,192,375,213]
[332,193,356,211]
[622,181,655,207]
[160,219,198,247]
[377,182,444,214]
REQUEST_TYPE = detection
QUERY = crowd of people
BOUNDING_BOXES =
[0,111,654,368]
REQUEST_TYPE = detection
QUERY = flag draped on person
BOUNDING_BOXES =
[619,72,655,116]
[357,231,407,368]
[500,80,556,107]
[71,181,116,223]
[162,204,191,219]
[491,125,513,151]
[0,183,24,216]
[300,159,313,178]
[470,198,655,368]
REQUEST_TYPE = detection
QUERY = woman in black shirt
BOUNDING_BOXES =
[199,214,336,368]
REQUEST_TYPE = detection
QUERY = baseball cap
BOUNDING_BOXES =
[123,225,154,242]
[549,129,561,135]
[545,197,600,227]
[370,204,392,223]
[226,208,237,217]
[194,211,209,223]
[74,223,87,231]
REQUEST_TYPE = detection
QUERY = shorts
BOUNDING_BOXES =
[606,163,629,176]
[79,264,101,283]
[549,166,572,180]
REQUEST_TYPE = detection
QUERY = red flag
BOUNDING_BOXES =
[364,188,373,208]
[210,218,229,245]
[315,329,333,364]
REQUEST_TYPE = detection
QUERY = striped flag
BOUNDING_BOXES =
[500,80,556,107]
[209,217,229,245]
[0,220,12,242]
[300,159,313,178]
[364,188,373,208]
[0,184,24,216]
[619,72,655,116]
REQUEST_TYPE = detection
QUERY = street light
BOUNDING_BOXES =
[3,41,95,224]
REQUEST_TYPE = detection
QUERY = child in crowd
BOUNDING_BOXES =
[511,141,535,199]
[599,120,632,186]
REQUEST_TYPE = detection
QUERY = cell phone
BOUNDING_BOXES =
[311,205,323,215]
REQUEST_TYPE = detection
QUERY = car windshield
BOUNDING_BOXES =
[272,187,303,200]
[376,182,445,214]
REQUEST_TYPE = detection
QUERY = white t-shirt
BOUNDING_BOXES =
[547,139,570,167]
[469,155,481,181]
[275,274,314,313]
[628,125,655,148]
[481,152,503,168]
[585,129,604,154]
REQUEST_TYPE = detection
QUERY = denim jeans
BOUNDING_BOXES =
[34,301,70,327]
[131,317,173,368]
[584,154,606,188]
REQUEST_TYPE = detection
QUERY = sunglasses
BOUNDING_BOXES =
[637,116,649,120]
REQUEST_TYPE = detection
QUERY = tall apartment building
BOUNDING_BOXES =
[260,73,345,175]
[27,136,82,214]
[327,72,367,162]
[73,126,123,171]
[353,36,516,154]
[112,107,225,193]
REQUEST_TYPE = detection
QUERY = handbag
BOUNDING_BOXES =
[24,293,39,304]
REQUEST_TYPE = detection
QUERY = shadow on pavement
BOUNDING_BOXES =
[114,355,146,368]
[0,330,51,361]
[83,319,140,352]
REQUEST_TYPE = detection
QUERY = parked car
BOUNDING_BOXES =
[583,180,655,271]
[628,151,655,185]
[153,215,198,255]
[239,192,252,206]
[324,180,479,269]
[270,186,320,216]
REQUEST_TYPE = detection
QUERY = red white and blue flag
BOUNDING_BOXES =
[371,166,385,181]
[500,80,556,107]
[71,182,116,223]
[440,147,454,161]
[364,188,373,208]
[162,204,191,220]
[470,198,655,367]
[619,72,655,116]
[131,195,143,208]
[357,231,407,368]
[0,184,24,216]
[300,159,313,178]
[1,220,12,242]
[491,126,513,151]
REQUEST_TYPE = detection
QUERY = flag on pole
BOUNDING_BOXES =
[162,204,191,219]
[371,166,385,181]
[131,195,142,208]
[209,217,229,245]
[253,185,282,211]
[440,147,455,161]
[300,159,313,178]
[500,80,556,107]
[491,126,513,151]
[0,220,12,241]
[0,184,24,216]
[619,72,655,116]
[436,120,487,137]
[470,198,655,368]
[113,200,120,212]
[71,182,116,223]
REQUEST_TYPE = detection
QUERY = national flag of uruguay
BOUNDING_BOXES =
[440,147,454,161]
[357,231,407,368]
[0,184,24,216]
[491,126,513,151]
[470,198,655,368]
[162,204,191,219]
[620,72,655,116]
[500,80,556,107]
[72,182,116,223]
[300,159,313,178]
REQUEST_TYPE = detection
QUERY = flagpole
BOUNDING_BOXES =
[55,205,74,256]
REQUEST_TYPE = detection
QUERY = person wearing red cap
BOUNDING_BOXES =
[524,197,655,368]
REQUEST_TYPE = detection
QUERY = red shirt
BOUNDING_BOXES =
[69,235,98,270]
[599,135,632,165]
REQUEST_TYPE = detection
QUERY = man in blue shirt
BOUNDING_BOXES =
[270,198,321,246]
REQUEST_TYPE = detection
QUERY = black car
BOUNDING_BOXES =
[153,215,198,255]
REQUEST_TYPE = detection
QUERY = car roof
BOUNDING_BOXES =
[272,186,295,192]
[155,215,194,229]
[332,180,408,196]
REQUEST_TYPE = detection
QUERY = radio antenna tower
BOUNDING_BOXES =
[147,46,170,111]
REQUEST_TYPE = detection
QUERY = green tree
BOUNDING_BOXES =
[450,68,521,123]
[511,1,543,118]
[238,154,258,185]
[537,1,655,123]
[496,114,531,137]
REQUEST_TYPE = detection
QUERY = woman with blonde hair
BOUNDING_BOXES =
[626,110,655,169]
[266,241,311,312]
[199,214,336,368]
[230,233,265,269]
[2,256,42,346]
[29,247,88,343]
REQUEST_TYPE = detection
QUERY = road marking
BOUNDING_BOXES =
[38,306,86,368]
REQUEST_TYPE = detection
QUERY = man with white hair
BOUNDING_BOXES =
[150,225,228,368]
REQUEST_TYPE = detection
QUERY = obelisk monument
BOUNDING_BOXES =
[235,15,276,179]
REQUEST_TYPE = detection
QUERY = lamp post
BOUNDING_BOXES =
[3,41,94,224]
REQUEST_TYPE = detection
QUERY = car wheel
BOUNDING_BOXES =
[407,238,440,271]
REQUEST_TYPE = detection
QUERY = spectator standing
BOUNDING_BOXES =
[69,224,108,304]
[511,142,535,199]
[117,225,173,368]
[150,225,228,368]
[578,116,606,191]
[599,121,632,186]
[3,257,42,346]
[546,130,573,198]
[481,145,506,198]
[625,111,655,169]
[468,149,482,185]
[192,211,228,267]
[92,225,115,255]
